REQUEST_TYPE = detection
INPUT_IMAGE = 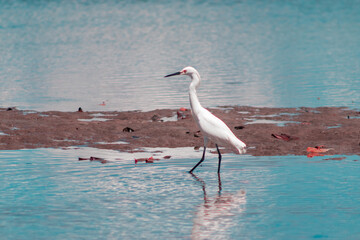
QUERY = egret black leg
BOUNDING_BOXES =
[217,172,222,194]
[189,146,206,173]
[216,144,222,173]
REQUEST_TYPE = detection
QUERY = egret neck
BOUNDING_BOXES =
[188,70,202,116]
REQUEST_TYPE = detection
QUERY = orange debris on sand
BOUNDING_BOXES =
[135,156,160,164]
[306,145,330,153]
[271,133,299,141]
[306,145,331,158]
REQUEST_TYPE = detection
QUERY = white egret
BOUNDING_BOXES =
[165,66,246,173]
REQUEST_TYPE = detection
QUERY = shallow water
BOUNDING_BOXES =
[1,148,359,239]
[1,1,359,111]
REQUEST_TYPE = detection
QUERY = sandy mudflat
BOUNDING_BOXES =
[0,106,359,157]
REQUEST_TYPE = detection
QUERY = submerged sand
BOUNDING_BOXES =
[0,106,359,157]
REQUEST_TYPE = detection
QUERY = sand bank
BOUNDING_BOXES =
[0,106,359,156]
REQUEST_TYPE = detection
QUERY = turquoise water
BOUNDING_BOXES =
[1,148,359,239]
[0,0,359,111]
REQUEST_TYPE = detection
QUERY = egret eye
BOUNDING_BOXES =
[182,70,187,74]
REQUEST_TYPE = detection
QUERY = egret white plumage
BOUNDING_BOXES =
[165,66,246,173]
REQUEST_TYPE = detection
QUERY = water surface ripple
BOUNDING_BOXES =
[0,1,359,111]
[0,148,359,239]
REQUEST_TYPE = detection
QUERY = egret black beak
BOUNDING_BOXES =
[164,72,181,78]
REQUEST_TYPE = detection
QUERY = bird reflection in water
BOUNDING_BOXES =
[190,173,246,239]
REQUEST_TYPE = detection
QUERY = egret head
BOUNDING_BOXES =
[179,66,198,76]
[164,66,199,78]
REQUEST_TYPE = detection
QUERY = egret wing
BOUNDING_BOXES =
[197,109,234,141]
[196,108,246,152]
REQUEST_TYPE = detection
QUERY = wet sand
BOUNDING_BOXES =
[0,106,359,156]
